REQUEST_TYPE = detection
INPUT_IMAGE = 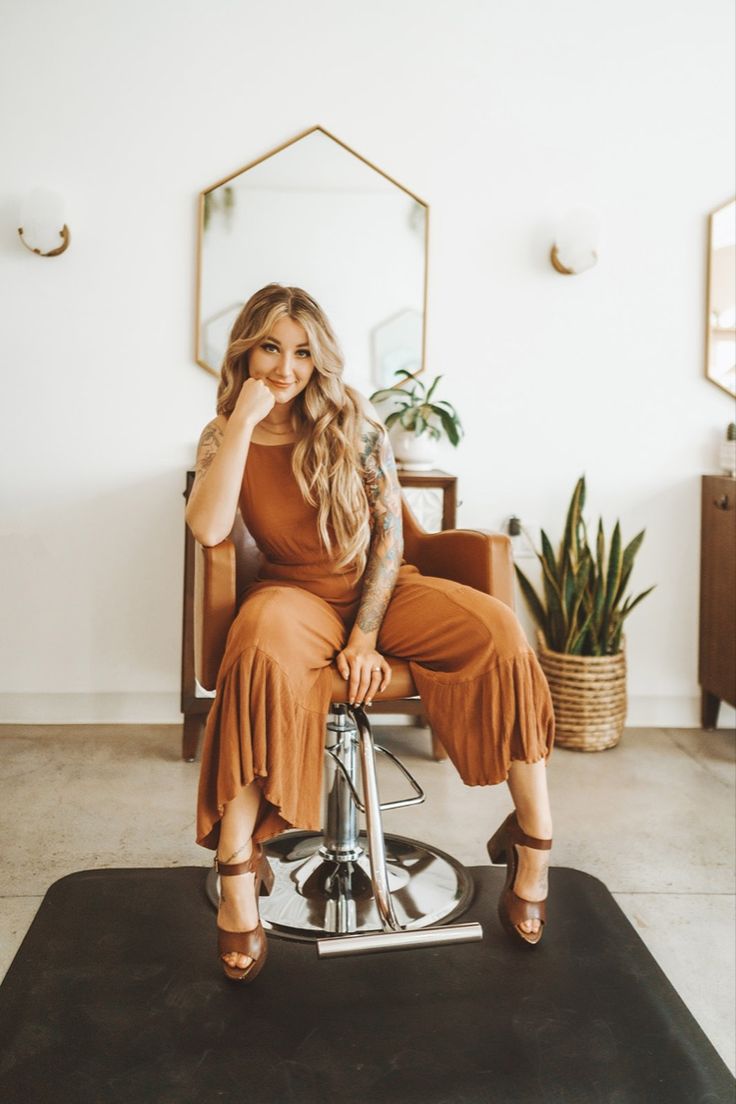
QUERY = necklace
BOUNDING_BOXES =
[261,422,294,436]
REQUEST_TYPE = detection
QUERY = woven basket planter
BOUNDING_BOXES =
[536,631,627,751]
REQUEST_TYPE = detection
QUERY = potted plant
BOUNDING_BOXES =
[369,369,464,470]
[515,475,656,750]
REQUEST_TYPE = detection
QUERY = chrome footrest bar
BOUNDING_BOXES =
[324,739,426,813]
[317,921,484,958]
[372,743,425,810]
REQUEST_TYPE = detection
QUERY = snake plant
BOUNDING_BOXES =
[369,369,464,446]
[515,475,655,656]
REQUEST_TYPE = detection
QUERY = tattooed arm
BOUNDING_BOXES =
[335,421,404,705]
[185,379,277,545]
[355,423,404,633]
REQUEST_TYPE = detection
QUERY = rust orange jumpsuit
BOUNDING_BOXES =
[196,441,555,850]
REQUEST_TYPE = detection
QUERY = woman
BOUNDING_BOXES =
[186,284,555,982]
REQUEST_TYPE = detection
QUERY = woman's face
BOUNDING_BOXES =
[247,315,315,406]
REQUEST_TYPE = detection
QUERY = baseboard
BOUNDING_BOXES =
[629,695,735,728]
[0,693,178,724]
[0,693,733,729]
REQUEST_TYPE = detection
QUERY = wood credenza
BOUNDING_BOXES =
[180,469,458,760]
[699,475,736,727]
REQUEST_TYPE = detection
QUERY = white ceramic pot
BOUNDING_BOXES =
[391,428,439,471]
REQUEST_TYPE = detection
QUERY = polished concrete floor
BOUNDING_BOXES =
[0,722,734,1075]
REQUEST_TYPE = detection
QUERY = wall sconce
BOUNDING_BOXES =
[550,208,600,275]
[17,188,71,257]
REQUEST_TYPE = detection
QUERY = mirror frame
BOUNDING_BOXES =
[194,124,430,384]
[704,195,736,400]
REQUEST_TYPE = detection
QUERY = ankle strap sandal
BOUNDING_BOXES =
[215,843,274,982]
[487,810,552,947]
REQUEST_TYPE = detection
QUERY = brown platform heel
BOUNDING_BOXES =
[215,842,275,982]
[487,810,552,947]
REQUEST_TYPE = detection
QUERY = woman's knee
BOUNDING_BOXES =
[234,586,341,663]
[478,594,531,655]
[237,588,300,645]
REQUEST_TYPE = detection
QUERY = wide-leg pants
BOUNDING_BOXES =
[196,564,555,850]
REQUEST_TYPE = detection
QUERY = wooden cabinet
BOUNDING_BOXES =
[397,470,457,531]
[699,475,736,727]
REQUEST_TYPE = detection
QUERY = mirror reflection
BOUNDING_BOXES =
[706,197,736,399]
[196,127,428,397]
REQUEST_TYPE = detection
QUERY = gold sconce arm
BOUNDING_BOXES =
[17,224,71,257]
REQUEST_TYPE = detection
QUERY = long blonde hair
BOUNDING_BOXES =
[217,283,385,574]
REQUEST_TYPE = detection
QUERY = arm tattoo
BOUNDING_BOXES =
[192,420,224,492]
[355,424,404,633]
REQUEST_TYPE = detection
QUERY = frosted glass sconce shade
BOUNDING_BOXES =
[18,188,71,257]
[550,208,600,275]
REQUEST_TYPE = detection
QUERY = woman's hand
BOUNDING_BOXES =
[335,641,392,707]
[232,377,275,429]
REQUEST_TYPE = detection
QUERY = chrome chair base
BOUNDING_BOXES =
[205,828,476,941]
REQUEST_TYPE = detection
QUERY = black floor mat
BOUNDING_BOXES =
[0,866,732,1104]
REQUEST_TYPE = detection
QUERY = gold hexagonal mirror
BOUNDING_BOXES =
[706,197,736,399]
[195,126,428,397]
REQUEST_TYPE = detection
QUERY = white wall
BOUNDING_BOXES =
[1,0,734,727]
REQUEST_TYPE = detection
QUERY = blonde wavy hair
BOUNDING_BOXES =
[216,283,385,574]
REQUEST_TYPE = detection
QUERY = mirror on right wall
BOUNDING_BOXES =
[706,197,736,399]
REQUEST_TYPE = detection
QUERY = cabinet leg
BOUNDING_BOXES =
[182,714,204,761]
[415,713,448,761]
[701,690,721,730]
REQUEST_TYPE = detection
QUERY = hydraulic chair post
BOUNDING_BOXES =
[321,706,362,862]
[317,706,483,958]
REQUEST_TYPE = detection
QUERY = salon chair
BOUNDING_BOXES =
[193,499,515,956]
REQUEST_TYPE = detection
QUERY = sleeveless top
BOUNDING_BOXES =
[239,441,364,612]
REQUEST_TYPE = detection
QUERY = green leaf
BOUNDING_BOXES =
[612,563,633,610]
[514,564,549,643]
[368,387,404,403]
[562,546,576,619]
[602,520,623,649]
[437,408,460,446]
[618,585,656,619]
[596,518,605,581]
[568,608,594,654]
[561,476,585,567]
[592,523,607,645]
[425,375,442,402]
[539,530,566,648]
[379,400,411,418]
[609,614,624,654]
[611,529,645,610]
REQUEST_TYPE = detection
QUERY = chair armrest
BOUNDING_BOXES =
[193,538,238,692]
[408,528,515,608]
